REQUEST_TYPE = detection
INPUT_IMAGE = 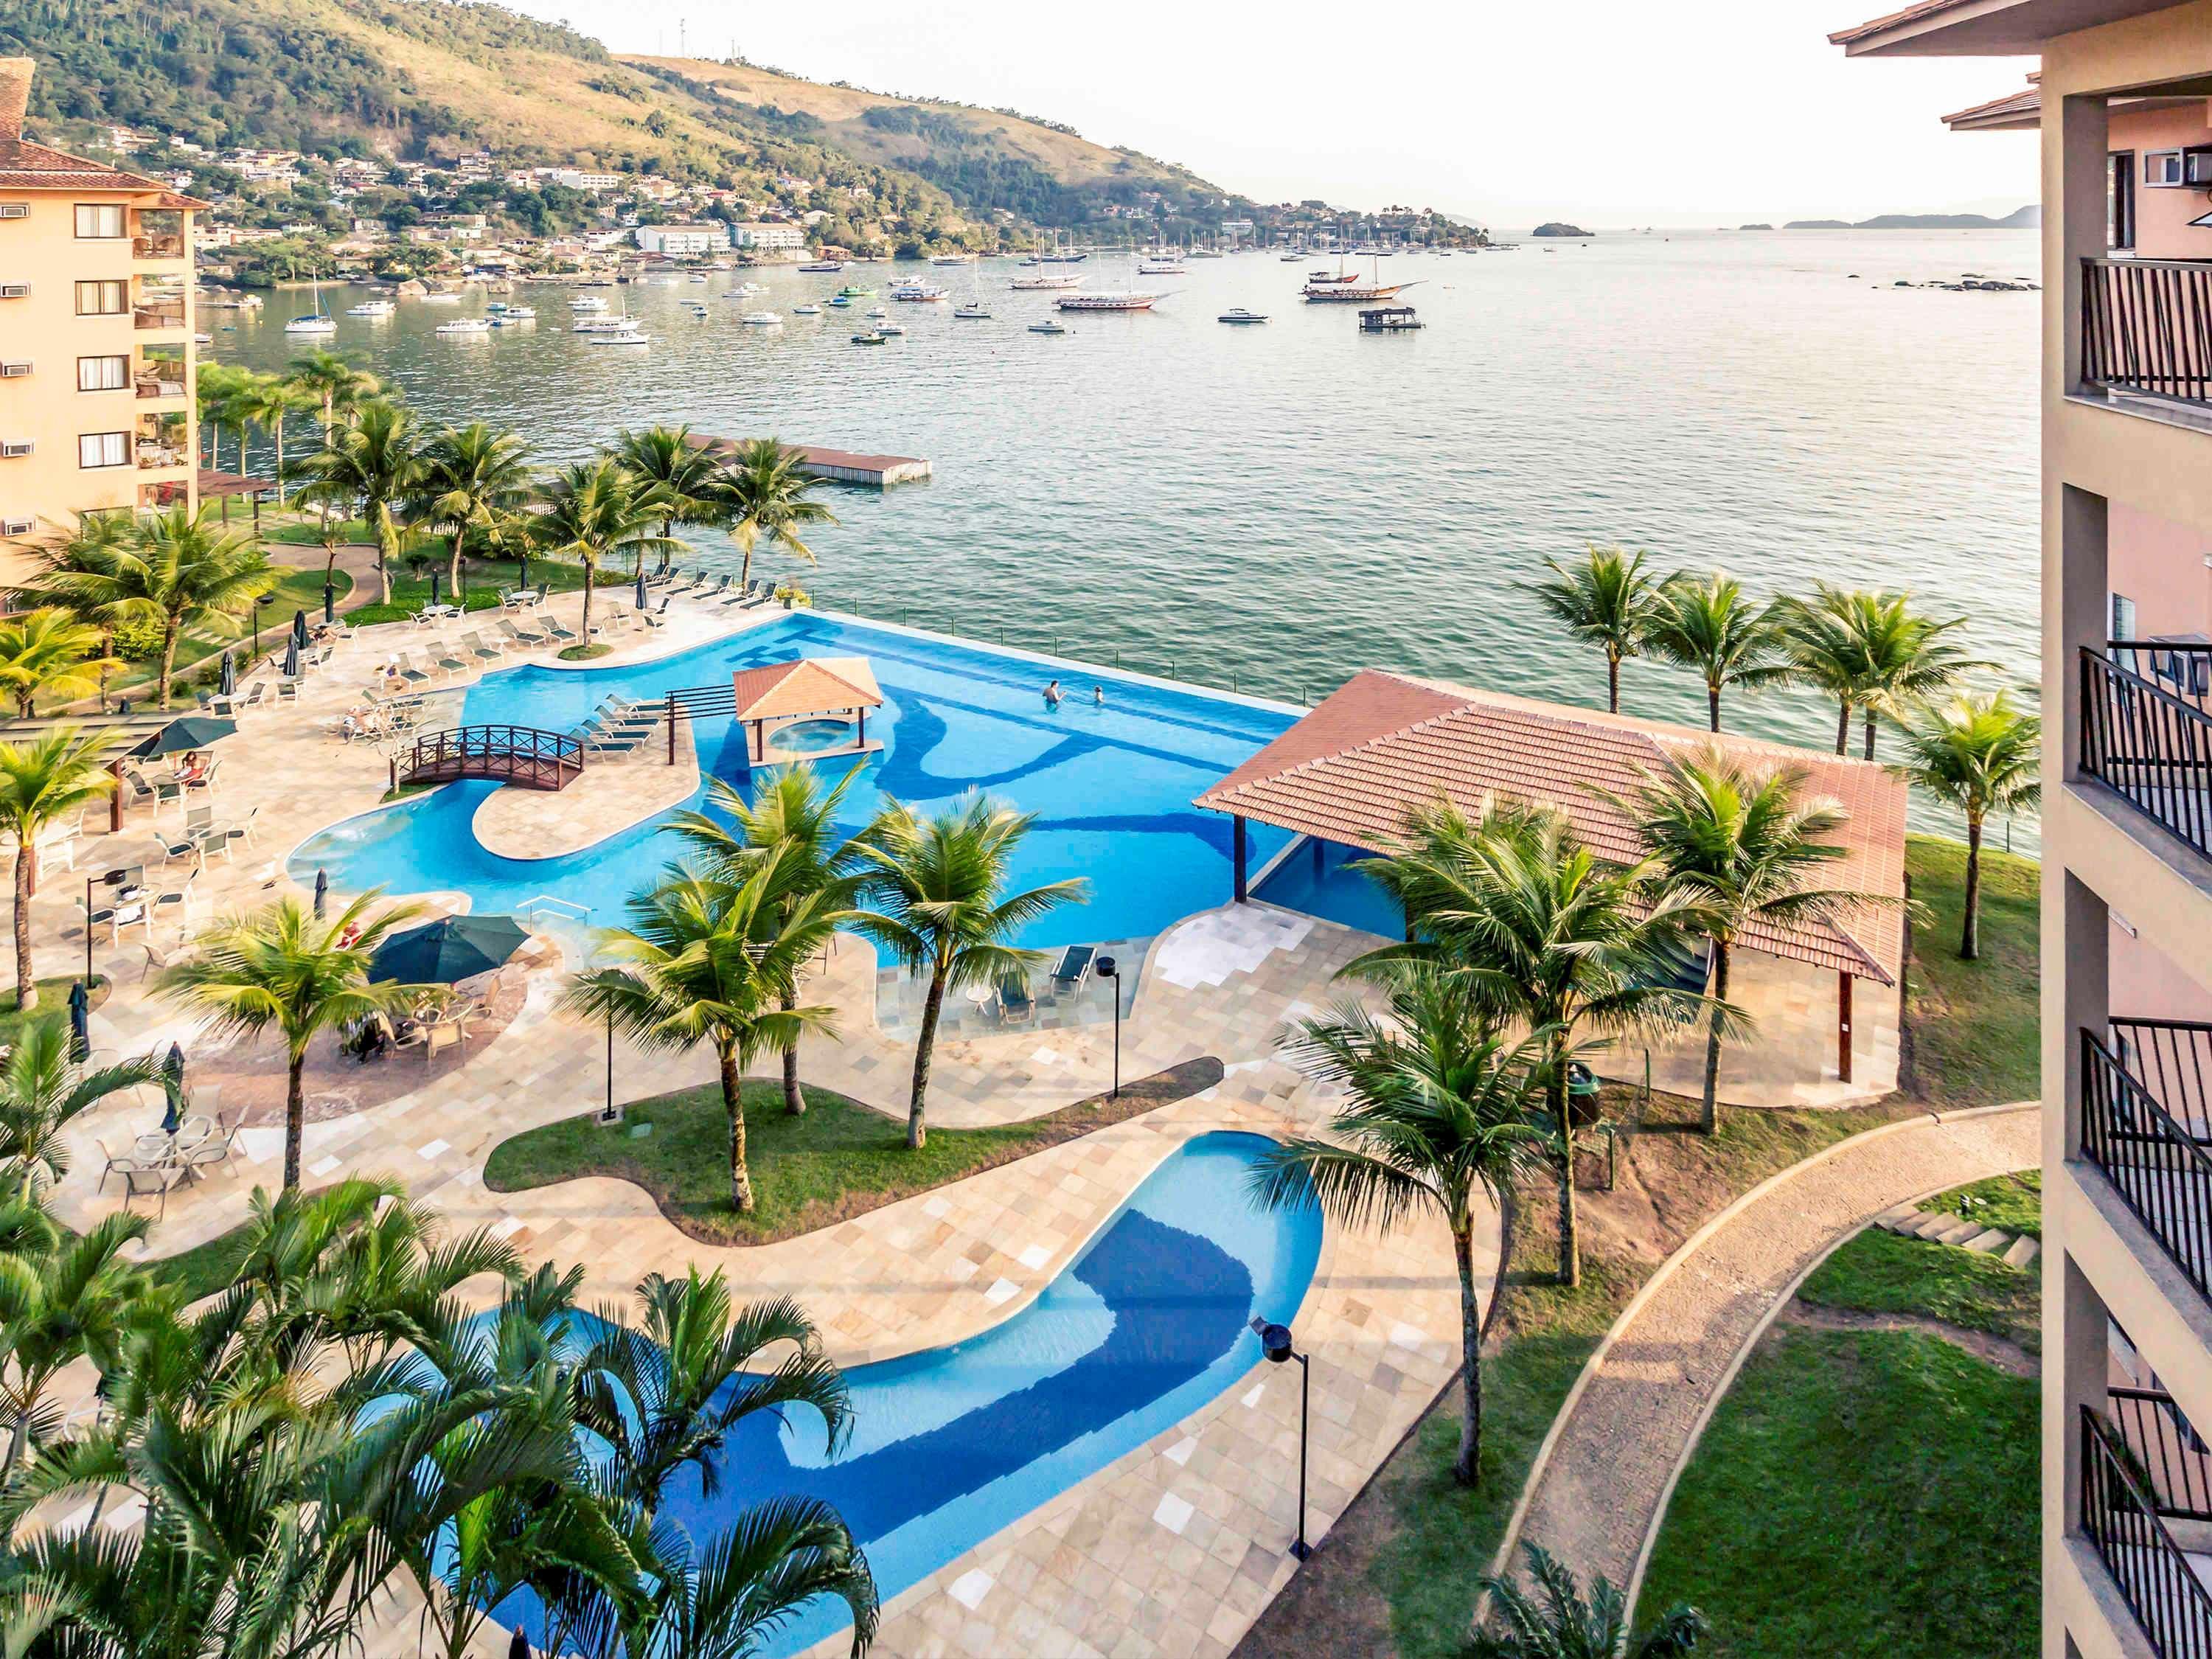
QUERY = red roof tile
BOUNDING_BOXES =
[728,656,883,724]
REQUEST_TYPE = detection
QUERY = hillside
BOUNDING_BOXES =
[1,0,1256,237]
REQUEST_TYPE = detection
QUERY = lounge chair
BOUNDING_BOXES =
[392,655,434,689]
[432,645,470,677]
[1049,944,1095,993]
[582,732,650,760]
[641,598,672,630]
[543,616,580,644]
[459,631,503,664]
[698,576,731,602]
[497,617,548,648]
[996,972,1036,1025]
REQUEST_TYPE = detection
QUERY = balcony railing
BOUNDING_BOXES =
[2081,644,2212,860]
[2082,1405,2212,1659]
[131,234,184,261]
[131,302,185,332]
[133,444,185,472]
[133,374,186,401]
[2112,1385,2212,1523]
[2083,1027,2212,1306]
[2083,257,2212,407]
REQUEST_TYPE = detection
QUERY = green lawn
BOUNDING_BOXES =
[1639,1222,2042,1658]
[344,553,602,626]
[145,1224,250,1304]
[1902,834,2039,1110]
[108,567,355,702]
[484,1060,1220,1248]
[0,979,105,1051]
[1921,1169,2042,1241]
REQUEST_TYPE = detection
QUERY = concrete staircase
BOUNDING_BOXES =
[1872,1200,2040,1268]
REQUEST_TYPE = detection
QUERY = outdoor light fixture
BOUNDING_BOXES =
[1249,1315,1312,1559]
[1096,954,1121,1099]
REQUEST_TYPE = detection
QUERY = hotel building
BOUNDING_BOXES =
[0,55,201,587]
[1834,2,2212,1654]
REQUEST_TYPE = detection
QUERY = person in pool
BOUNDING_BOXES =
[1092,685,1105,707]
[1043,679,1062,708]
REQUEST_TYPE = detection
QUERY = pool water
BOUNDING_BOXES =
[291,613,1297,945]
[1253,838,1404,941]
[774,715,858,754]
[494,1131,1324,1655]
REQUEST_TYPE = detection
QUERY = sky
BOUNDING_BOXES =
[507,0,2042,227]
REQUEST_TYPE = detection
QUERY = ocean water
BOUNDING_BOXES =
[215,230,2040,825]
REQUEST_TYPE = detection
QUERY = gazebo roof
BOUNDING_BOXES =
[728,656,883,724]
[1195,669,1909,984]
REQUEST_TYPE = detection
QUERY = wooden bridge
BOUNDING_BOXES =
[394,726,584,793]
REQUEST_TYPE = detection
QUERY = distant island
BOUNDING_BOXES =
[1532,222,1594,238]
[1739,223,1774,231]
[1779,205,2040,231]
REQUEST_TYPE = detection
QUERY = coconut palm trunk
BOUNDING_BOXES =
[1863,708,1880,761]
[580,556,597,642]
[1704,679,1720,732]
[156,618,181,710]
[782,988,806,1115]
[1453,1222,1483,1483]
[11,846,33,1012]
[908,964,947,1149]
[1834,698,1852,756]
[718,1043,754,1211]
[1546,1057,1578,1287]
[283,1046,307,1192]
[1961,814,1984,961]
[1606,649,1621,714]
[1700,939,1731,1136]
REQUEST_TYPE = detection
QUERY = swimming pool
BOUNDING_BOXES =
[291,614,1298,946]
[494,1130,1324,1655]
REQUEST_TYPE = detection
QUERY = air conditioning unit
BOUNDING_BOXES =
[0,362,28,378]
[0,519,33,538]
[0,284,27,299]
[0,205,25,220]
[0,441,34,458]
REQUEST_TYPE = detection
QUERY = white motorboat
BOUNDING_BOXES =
[865,306,889,319]
[689,274,709,283]
[889,282,950,302]
[1028,319,1069,334]
[346,299,395,317]
[799,260,846,273]
[1217,307,1270,324]
[420,291,462,305]
[436,316,493,335]
[1136,260,1187,276]
[573,315,642,333]
[876,321,905,335]
[570,295,609,311]
[741,310,783,326]
[953,304,991,319]
[931,254,975,266]
[1009,274,1083,291]
[792,302,822,315]
[585,329,649,346]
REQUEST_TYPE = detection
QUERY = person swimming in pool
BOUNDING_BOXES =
[1093,685,1105,707]
[1043,679,1062,708]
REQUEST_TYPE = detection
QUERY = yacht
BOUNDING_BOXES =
[345,299,395,318]
[573,314,642,333]
[420,291,462,305]
[1217,307,1270,324]
[1279,252,1305,262]
[890,282,950,302]
[284,273,337,333]
[585,328,649,346]
[800,259,846,273]
[877,321,906,335]
[953,303,991,319]
[1055,291,1158,312]
[793,302,822,315]
[865,306,890,320]
[1189,248,1225,260]
[689,274,709,284]
[1028,319,1070,334]
[930,253,975,266]
[1009,273,1084,291]
[1040,251,1089,263]
[571,295,610,311]
[1136,260,1187,276]
[851,330,888,346]
[435,316,493,335]
[492,305,536,325]
[740,310,783,326]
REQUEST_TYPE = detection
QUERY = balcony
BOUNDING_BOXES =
[2081,1404,2212,1658]
[2082,258,2212,422]
[131,234,184,262]
[131,302,185,332]
[2081,1023,2212,1308]
[2080,644,2212,862]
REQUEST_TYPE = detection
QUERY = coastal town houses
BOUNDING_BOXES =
[1834,3,2212,1655]
[0,55,201,589]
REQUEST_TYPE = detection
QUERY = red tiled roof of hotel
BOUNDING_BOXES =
[1194,670,1908,984]
[1829,0,1979,44]
[728,656,883,724]
[1944,84,2042,125]
[0,137,177,195]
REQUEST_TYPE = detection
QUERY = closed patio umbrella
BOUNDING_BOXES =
[292,610,310,650]
[218,650,236,697]
[430,571,443,607]
[313,868,329,919]
[127,716,236,759]
[66,979,88,1064]
[635,568,647,608]
[324,581,337,625]
[160,1041,185,1133]
[282,633,299,678]
[369,914,528,986]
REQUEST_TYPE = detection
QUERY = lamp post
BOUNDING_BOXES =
[1096,953,1121,1100]
[1250,1315,1312,1560]
[252,595,271,663]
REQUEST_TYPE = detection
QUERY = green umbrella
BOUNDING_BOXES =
[369,915,528,985]
[127,716,237,759]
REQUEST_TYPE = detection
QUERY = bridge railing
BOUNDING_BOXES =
[394,725,584,793]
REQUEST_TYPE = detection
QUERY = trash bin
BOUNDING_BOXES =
[1566,1061,1604,1126]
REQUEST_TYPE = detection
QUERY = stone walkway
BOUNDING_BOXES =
[1491,1103,2039,1618]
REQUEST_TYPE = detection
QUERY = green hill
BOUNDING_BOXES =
[2,0,1258,237]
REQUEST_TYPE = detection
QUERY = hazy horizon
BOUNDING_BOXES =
[504,0,2039,227]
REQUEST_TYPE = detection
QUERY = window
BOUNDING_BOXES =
[2110,151,2137,251]
[73,280,126,316]
[77,431,127,469]
[72,204,125,239]
[75,355,127,392]
[2146,150,2185,187]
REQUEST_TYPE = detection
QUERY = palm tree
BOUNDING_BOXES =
[0,1204,150,1477]
[1775,585,1989,758]
[853,795,1086,1149]
[1253,970,1546,1485]
[669,765,878,1115]
[1895,691,2040,960]
[192,361,248,470]
[1470,1543,1708,1658]
[1355,801,1707,1287]
[566,861,838,1211]
[36,505,283,708]
[1622,752,1860,1133]
[534,457,679,643]
[611,423,728,572]
[0,607,121,717]
[1642,573,1787,732]
[0,728,116,1009]
[1527,546,1657,714]
[159,891,431,1191]
[230,371,307,504]
[630,1503,878,1658]
[417,421,535,597]
[717,436,838,589]
[0,1023,161,1202]
[39,511,134,711]
[284,397,422,606]
[284,347,382,437]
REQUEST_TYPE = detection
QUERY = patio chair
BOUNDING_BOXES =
[392,655,433,689]
[218,807,259,854]
[543,615,580,644]
[176,1114,234,1181]
[150,871,198,932]
[1049,944,1095,994]
[432,645,470,678]
[75,892,136,947]
[121,768,184,817]
[184,759,220,794]
[141,938,197,981]
[240,682,267,709]
[460,631,502,664]
[422,1017,467,1067]
[641,598,672,630]
[996,972,1037,1025]
[275,679,299,704]
[97,1138,178,1212]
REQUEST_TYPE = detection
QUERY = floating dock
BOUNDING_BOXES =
[692,436,932,488]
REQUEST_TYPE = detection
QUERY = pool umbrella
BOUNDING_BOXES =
[313,868,329,920]
[282,633,299,678]
[127,716,236,759]
[291,609,309,650]
[508,1632,531,1659]
[634,568,647,608]
[369,914,528,986]
[218,650,236,697]
[66,979,88,1064]
[430,571,443,607]
[159,1042,185,1134]
[323,581,336,625]
[516,550,529,589]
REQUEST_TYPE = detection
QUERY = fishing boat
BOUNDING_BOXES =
[1009,274,1084,291]
[1028,319,1069,334]
[1303,279,1418,303]
[865,305,889,319]
[799,260,846,273]
[793,302,822,315]
[827,295,852,308]
[283,273,337,333]
[435,316,493,335]
[953,303,991,319]
[1217,307,1270,324]
[930,254,975,266]
[741,310,782,326]
[877,321,906,335]
[850,330,888,346]
[1055,291,1158,312]
[586,329,649,347]
[345,299,395,317]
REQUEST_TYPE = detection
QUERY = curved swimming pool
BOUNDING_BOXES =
[498,1130,1323,1655]
[292,614,1297,945]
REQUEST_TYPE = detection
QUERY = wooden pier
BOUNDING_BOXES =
[691,436,932,488]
